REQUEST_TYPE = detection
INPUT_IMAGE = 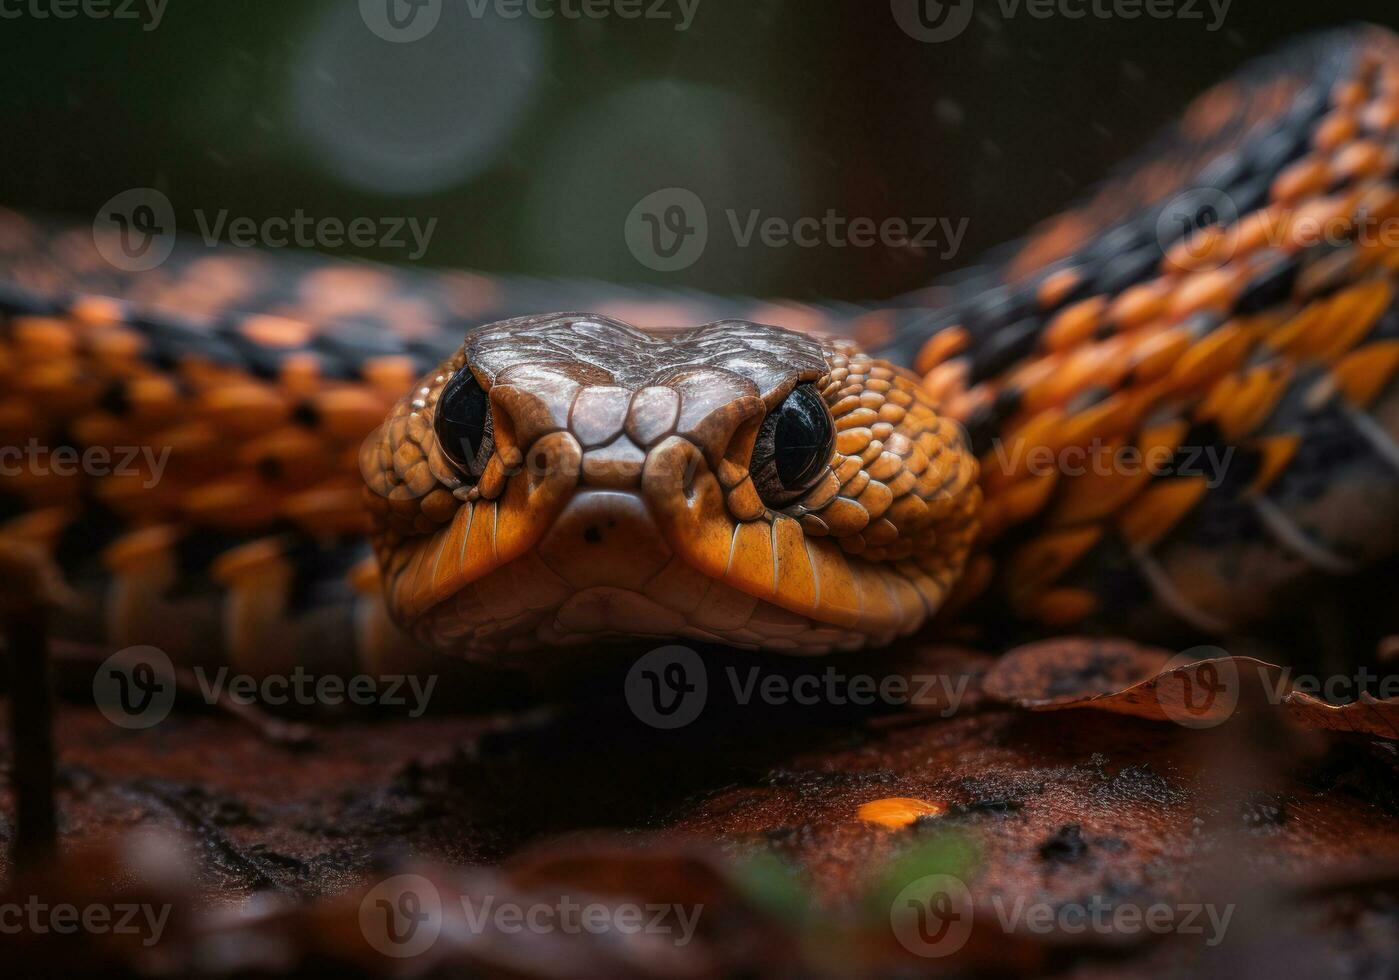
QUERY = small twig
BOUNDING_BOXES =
[1,545,61,871]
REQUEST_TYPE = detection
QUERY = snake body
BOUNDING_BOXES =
[3,26,1399,671]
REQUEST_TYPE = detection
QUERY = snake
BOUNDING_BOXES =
[3,25,1399,675]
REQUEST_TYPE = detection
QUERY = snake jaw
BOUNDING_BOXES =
[362,313,981,660]
[386,430,582,627]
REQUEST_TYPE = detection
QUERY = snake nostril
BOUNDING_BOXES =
[583,525,602,544]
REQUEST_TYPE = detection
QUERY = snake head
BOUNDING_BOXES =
[360,313,980,660]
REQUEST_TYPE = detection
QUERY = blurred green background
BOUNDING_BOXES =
[2,0,1396,301]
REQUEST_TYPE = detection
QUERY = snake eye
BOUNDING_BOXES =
[751,383,835,508]
[434,368,494,482]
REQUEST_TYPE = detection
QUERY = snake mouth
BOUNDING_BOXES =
[388,433,938,660]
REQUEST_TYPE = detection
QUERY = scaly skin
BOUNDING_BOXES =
[360,315,978,655]
[2,26,1399,671]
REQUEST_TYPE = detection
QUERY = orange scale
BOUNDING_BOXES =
[1245,434,1302,496]
[1195,363,1294,443]
[914,325,970,375]
[1162,322,1254,393]
[1003,352,1062,404]
[278,352,324,397]
[1037,267,1084,310]
[1117,476,1209,551]
[239,314,314,349]
[1042,296,1106,351]
[1333,79,1369,111]
[1314,111,1359,151]
[1312,280,1395,362]
[1022,358,1107,414]
[1332,340,1399,407]
[1003,525,1104,606]
[69,295,127,329]
[1166,268,1242,322]
[1333,140,1393,181]
[1282,191,1365,254]
[1054,392,1136,449]
[180,475,286,531]
[361,356,420,400]
[1046,443,1156,529]
[1107,280,1170,330]
[1030,589,1099,627]
[1124,322,1189,382]
[1271,156,1331,204]
[979,470,1058,541]
[1233,205,1290,257]
[1163,225,1234,275]
[942,385,993,426]
[13,317,78,359]
[87,327,146,364]
[1361,99,1399,132]
[920,359,970,406]
[1266,299,1330,356]
[1354,182,1399,228]
[982,408,1066,491]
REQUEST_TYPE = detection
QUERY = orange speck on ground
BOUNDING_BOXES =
[857,797,946,828]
